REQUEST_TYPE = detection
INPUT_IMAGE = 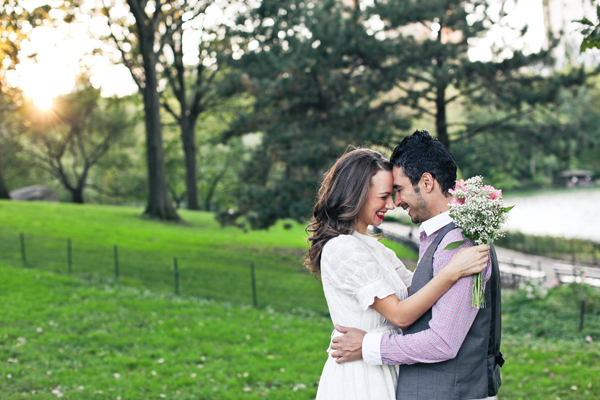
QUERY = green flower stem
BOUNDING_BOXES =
[472,271,486,309]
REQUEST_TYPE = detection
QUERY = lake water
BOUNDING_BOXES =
[504,188,600,241]
[388,188,600,241]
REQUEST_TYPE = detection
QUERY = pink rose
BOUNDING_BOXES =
[450,180,467,195]
[489,189,502,200]
[450,197,465,205]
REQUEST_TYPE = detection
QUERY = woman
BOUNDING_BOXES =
[305,148,488,400]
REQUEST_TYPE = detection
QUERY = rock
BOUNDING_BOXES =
[9,186,58,202]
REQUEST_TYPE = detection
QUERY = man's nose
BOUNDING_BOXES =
[394,193,402,207]
[386,195,395,210]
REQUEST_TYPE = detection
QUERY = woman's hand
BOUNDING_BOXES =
[445,244,490,281]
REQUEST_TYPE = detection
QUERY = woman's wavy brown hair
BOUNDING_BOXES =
[304,148,392,274]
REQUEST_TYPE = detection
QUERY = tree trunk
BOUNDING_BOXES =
[435,83,449,149]
[0,146,10,199]
[435,25,450,150]
[71,187,84,203]
[181,115,199,210]
[139,34,180,221]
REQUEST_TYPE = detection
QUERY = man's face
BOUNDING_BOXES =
[392,166,431,224]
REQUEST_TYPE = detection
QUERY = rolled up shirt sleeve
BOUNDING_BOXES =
[362,332,384,365]
[369,229,492,365]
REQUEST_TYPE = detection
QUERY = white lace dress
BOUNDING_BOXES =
[316,231,413,400]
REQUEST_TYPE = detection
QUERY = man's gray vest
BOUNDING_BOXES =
[396,222,504,400]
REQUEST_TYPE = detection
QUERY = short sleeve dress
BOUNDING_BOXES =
[315,231,413,400]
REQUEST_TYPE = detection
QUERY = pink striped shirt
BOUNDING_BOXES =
[378,224,492,365]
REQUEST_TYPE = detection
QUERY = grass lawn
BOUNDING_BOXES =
[2,262,600,400]
[0,200,417,314]
[500,335,600,399]
[2,200,599,399]
[0,262,331,399]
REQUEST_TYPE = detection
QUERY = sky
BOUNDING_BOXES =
[4,0,585,109]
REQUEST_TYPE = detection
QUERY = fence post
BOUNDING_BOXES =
[250,262,258,307]
[19,233,26,265]
[114,245,119,284]
[173,257,180,296]
[67,238,72,273]
[571,240,576,265]
[579,298,586,332]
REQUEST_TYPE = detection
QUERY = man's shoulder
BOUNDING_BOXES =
[436,227,474,253]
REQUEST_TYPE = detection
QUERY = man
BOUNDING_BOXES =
[330,130,503,400]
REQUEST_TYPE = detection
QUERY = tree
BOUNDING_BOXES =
[103,0,215,220]
[159,4,241,210]
[455,83,600,189]
[225,0,409,229]
[0,0,53,198]
[363,0,579,149]
[23,84,133,203]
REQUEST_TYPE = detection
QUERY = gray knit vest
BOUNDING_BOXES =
[396,222,503,400]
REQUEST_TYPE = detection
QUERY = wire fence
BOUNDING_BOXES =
[0,231,329,314]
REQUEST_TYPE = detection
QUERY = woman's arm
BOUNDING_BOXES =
[371,244,489,329]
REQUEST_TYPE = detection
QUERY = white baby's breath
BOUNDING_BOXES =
[447,176,513,308]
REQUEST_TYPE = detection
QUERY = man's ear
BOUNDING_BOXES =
[419,173,436,194]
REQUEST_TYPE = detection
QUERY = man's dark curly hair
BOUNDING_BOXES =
[390,130,457,195]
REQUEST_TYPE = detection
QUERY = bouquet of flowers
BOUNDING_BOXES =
[445,176,514,309]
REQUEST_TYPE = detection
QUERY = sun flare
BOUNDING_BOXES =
[33,95,53,110]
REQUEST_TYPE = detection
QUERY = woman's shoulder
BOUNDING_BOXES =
[322,234,362,257]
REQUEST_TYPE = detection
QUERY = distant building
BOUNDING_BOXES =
[558,170,593,187]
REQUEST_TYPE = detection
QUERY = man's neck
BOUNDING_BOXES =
[419,211,453,236]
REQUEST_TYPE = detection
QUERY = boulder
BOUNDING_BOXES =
[10,185,59,202]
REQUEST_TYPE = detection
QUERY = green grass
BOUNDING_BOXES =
[2,262,600,400]
[2,200,599,399]
[0,262,331,399]
[500,336,600,399]
[0,201,416,314]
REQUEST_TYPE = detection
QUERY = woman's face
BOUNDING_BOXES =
[356,169,395,234]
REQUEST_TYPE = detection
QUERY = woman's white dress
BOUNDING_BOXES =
[316,231,413,400]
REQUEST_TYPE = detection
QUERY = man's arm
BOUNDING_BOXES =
[377,232,491,365]
[332,230,491,365]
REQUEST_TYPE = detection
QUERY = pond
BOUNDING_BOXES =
[504,187,600,241]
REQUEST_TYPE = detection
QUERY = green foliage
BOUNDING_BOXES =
[226,0,410,229]
[455,83,600,189]
[496,231,600,264]
[574,4,600,52]
[163,95,252,211]
[20,84,137,203]
[0,0,53,72]
[503,282,600,340]
[224,0,582,229]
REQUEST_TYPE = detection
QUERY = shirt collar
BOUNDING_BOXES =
[419,211,453,237]
[352,230,379,247]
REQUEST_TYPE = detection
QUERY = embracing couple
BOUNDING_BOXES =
[305,130,503,400]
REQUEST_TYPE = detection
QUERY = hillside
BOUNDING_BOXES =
[0,201,416,314]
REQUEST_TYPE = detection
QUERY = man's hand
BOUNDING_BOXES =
[330,324,366,364]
